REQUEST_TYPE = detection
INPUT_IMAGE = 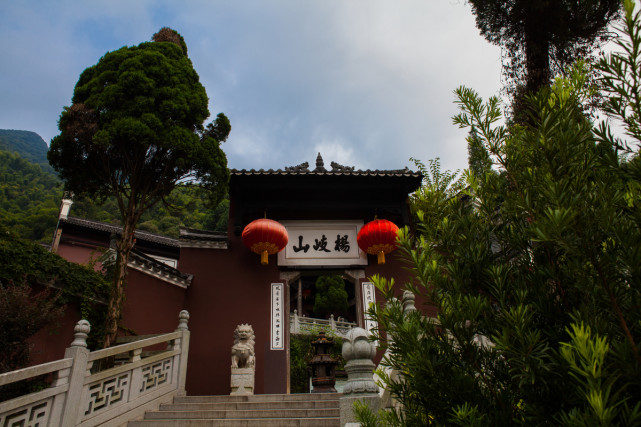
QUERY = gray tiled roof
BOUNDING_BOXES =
[62,216,180,247]
[179,227,227,241]
[128,248,193,284]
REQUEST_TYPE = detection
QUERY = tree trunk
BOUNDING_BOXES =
[103,215,137,348]
[524,11,551,95]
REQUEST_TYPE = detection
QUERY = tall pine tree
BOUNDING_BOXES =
[468,0,620,117]
[48,28,230,348]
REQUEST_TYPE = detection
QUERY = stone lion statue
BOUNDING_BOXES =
[231,324,255,369]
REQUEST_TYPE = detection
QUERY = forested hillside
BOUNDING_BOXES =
[0,129,52,171]
[71,187,229,237]
[0,150,62,241]
[0,129,228,242]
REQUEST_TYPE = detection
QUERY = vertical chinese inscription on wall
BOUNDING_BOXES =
[271,283,284,350]
[362,282,377,336]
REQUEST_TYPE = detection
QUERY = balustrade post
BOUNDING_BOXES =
[402,290,416,313]
[175,310,190,396]
[60,320,91,427]
[340,327,380,426]
[293,310,300,334]
[330,314,336,332]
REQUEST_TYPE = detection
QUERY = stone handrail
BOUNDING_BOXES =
[0,310,190,427]
[290,310,357,337]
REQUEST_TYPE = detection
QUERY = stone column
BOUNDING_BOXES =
[297,278,303,315]
[59,320,91,427]
[175,310,190,396]
[340,327,380,426]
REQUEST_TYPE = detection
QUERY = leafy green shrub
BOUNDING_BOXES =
[313,275,348,318]
[0,280,65,374]
[0,226,110,349]
[361,5,641,422]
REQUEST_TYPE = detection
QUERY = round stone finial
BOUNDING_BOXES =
[71,319,91,348]
[342,327,379,395]
[316,152,324,168]
[342,327,376,362]
[177,310,190,330]
[402,290,416,313]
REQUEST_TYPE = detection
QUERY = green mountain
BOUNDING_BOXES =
[0,150,62,242]
[0,129,52,171]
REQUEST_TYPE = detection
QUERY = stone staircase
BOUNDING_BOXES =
[128,393,342,426]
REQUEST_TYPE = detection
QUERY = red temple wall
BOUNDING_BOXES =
[120,268,187,336]
[27,299,81,366]
[56,238,104,270]
[178,236,287,396]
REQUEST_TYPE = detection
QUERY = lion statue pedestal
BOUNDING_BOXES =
[230,324,255,395]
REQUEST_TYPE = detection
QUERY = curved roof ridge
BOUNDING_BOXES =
[231,154,420,177]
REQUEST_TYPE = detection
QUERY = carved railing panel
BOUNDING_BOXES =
[0,398,52,427]
[139,357,172,393]
[84,373,130,417]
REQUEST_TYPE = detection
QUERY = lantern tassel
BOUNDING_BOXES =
[261,250,269,265]
[378,251,385,264]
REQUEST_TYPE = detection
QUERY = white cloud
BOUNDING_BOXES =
[313,138,357,170]
[0,0,503,173]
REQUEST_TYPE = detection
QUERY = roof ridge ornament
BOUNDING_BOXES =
[313,152,327,172]
[330,161,355,172]
[284,161,310,172]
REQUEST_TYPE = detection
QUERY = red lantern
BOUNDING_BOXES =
[242,218,288,265]
[357,219,400,264]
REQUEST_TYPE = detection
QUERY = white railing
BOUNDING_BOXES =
[0,310,190,427]
[290,310,357,337]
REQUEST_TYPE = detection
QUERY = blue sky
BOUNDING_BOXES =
[0,1,502,172]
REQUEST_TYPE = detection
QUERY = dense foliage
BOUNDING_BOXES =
[0,146,228,242]
[313,274,349,318]
[0,281,65,374]
[48,28,230,347]
[0,128,228,241]
[72,188,229,236]
[0,280,65,401]
[0,150,62,242]
[47,31,230,211]
[0,226,110,350]
[360,2,641,425]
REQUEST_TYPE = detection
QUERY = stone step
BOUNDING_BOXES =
[173,393,340,404]
[144,408,339,419]
[160,400,339,411]
[128,394,341,427]
[128,418,339,427]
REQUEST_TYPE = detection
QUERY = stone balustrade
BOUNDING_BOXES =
[290,310,357,337]
[341,291,430,425]
[0,310,190,427]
